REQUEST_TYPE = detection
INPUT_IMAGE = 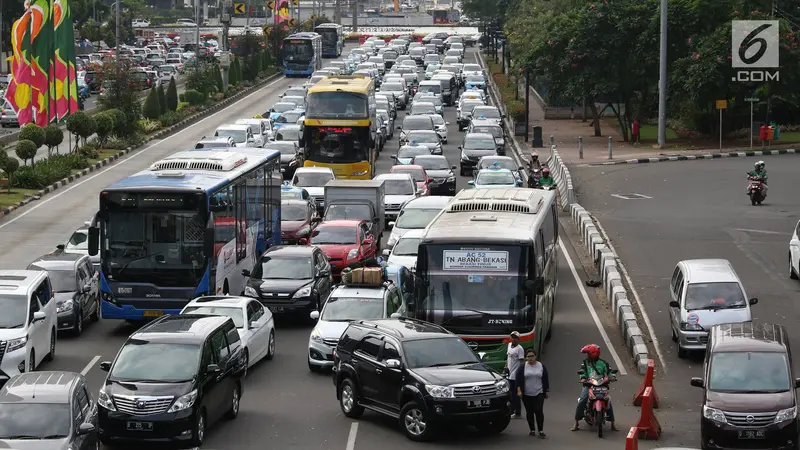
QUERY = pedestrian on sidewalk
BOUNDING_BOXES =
[632,119,640,145]
[505,331,525,419]
[515,348,549,438]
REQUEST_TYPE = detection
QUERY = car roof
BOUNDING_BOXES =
[263,245,316,257]
[0,372,81,404]
[353,317,453,340]
[679,259,739,284]
[133,314,230,343]
[30,251,86,266]
[709,323,789,353]
[470,119,501,127]
[216,124,249,131]
[281,199,310,206]
[465,132,495,140]
[186,295,250,307]
[318,219,364,227]
[398,229,426,239]
[391,164,425,171]
[295,167,334,174]
[413,101,435,106]
[478,167,514,175]
[331,285,387,299]
[375,173,414,181]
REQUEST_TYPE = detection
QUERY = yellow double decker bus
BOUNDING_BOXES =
[302,75,377,179]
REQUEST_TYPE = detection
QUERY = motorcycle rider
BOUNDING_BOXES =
[537,168,556,188]
[571,344,618,432]
[746,160,768,197]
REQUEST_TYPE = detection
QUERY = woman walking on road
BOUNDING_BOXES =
[515,348,549,438]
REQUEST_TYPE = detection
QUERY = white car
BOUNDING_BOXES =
[386,196,452,247]
[791,219,800,280]
[373,173,420,224]
[60,228,100,268]
[292,167,336,211]
[0,270,57,380]
[180,296,275,369]
[214,124,257,148]
[384,228,423,268]
[235,118,273,145]
[430,114,449,143]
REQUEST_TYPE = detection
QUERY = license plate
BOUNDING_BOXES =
[467,399,491,408]
[268,306,284,313]
[126,421,153,431]
[143,310,163,317]
[738,429,765,439]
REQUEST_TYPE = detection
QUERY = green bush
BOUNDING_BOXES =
[19,124,45,149]
[157,84,167,115]
[177,101,190,111]
[79,143,99,159]
[94,112,115,147]
[1,157,19,192]
[183,90,206,106]
[43,125,64,156]
[15,140,38,166]
[230,59,239,86]
[137,119,162,133]
[158,111,184,127]
[143,88,161,120]
[166,77,178,111]
[66,111,96,150]
[11,153,89,189]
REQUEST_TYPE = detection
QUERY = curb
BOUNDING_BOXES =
[585,148,799,165]
[477,50,650,374]
[0,72,283,219]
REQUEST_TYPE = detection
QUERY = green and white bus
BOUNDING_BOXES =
[413,188,559,370]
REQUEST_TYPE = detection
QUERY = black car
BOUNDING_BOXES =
[333,317,511,441]
[412,155,457,195]
[97,315,245,446]
[458,132,498,176]
[0,371,99,450]
[242,246,333,317]
[28,251,99,336]
[267,141,302,179]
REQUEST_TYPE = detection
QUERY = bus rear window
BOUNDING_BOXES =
[306,91,369,119]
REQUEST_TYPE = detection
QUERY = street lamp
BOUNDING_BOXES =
[657,0,667,147]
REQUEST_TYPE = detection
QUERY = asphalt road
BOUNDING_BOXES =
[0,47,661,450]
[571,157,800,446]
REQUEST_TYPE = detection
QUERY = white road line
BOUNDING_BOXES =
[0,75,287,231]
[732,228,786,235]
[81,355,101,375]
[559,239,627,375]
[592,219,668,374]
[345,422,359,450]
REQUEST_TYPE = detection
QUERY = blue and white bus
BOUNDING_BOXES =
[314,23,344,57]
[281,32,323,77]
[87,148,282,321]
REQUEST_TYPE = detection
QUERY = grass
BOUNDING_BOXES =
[637,124,679,141]
[0,188,42,210]
[71,149,124,175]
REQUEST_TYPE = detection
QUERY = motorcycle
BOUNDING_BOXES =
[580,370,618,438]
[747,175,765,206]
[527,168,541,188]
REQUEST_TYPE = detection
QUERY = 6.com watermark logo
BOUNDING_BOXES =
[732,20,780,82]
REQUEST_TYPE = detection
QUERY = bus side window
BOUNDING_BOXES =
[535,233,545,277]
[234,178,248,263]
[541,204,556,265]
[212,186,234,254]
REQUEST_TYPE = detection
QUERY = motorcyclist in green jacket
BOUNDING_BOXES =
[571,344,618,431]
[537,168,556,188]
[746,160,768,197]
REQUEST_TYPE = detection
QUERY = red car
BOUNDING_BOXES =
[303,219,377,278]
[390,164,432,196]
[281,199,318,244]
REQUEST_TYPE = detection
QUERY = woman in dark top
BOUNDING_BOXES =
[515,348,550,437]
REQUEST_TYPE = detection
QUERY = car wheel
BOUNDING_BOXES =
[91,298,100,321]
[338,379,365,418]
[308,360,322,373]
[73,309,83,336]
[226,383,241,420]
[29,350,35,372]
[790,254,799,280]
[266,330,275,360]
[45,331,55,361]
[191,410,206,446]
[400,401,435,441]
[677,345,687,359]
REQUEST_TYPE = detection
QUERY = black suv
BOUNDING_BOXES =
[332,317,511,441]
[97,315,246,446]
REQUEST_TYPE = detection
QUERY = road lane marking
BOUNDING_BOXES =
[345,422,359,450]
[0,75,288,231]
[81,355,101,375]
[559,239,627,375]
[611,193,652,200]
[592,219,668,373]
[732,228,786,235]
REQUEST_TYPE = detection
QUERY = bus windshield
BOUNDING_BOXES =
[317,29,339,46]
[306,91,369,119]
[305,126,370,164]
[282,40,313,62]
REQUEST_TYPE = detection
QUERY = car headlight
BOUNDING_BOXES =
[310,327,322,343]
[446,176,455,182]
[426,384,455,398]
[351,170,368,176]
[6,336,27,352]
[57,299,74,314]
[680,322,704,331]
[244,286,258,298]
[97,388,116,411]
[387,234,399,247]
[461,152,469,161]
[293,284,312,298]
[347,248,359,260]
[496,379,509,394]
[702,405,727,423]
[167,390,197,413]
[776,407,797,423]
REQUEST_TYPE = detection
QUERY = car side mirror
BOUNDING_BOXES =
[396,126,401,130]
[318,268,330,277]
[241,269,251,277]
[795,378,800,389]
[388,221,396,228]
[207,363,221,374]
[390,155,397,159]
[390,312,402,319]
[385,359,402,369]
[82,284,92,294]
[77,422,96,435]
[519,166,525,171]
[445,121,450,125]
[56,244,65,251]
[669,300,680,308]
[690,377,704,388]
[310,310,320,320]
[299,238,309,245]
[457,146,462,150]
[362,238,372,245]
[451,165,457,170]
[33,311,46,323]
[749,297,758,305]
[467,180,474,185]
[382,249,391,257]
[88,226,99,256]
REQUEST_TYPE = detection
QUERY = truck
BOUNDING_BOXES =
[322,180,386,247]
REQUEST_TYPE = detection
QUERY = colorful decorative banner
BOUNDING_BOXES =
[5,1,37,125]
[276,0,290,28]
[53,0,78,120]
[30,0,52,126]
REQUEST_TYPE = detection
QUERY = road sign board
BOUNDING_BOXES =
[233,2,245,14]
[744,97,760,102]
[715,99,727,110]
[288,18,296,26]
[263,25,271,35]
[267,0,275,9]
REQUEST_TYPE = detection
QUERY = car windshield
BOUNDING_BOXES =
[275,128,301,140]
[414,157,450,170]
[708,352,791,393]
[253,256,313,279]
[66,231,88,250]
[311,226,356,245]
[269,143,297,154]
[474,108,500,119]
[182,306,244,328]
[0,404,71,439]
[111,341,201,382]
[325,204,371,221]
[384,180,414,195]
[215,129,246,143]
[403,337,479,368]
[383,82,403,91]
[463,64,481,72]
[277,112,302,123]
[396,208,442,229]
[685,282,747,310]
[281,204,308,221]
[479,159,516,171]
[430,115,445,126]
[464,138,496,150]
[398,146,430,159]
[27,266,75,293]
[476,171,515,185]
[462,102,482,113]
[293,172,334,187]
[394,168,425,182]
[321,296,384,321]
[467,75,485,82]
[0,295,27,329]
[472,126,503,138]
[407,132,438,144]
[271,103,295,113]
[411,104,435,115]
[393,237,421,256]
[377,111,390,121]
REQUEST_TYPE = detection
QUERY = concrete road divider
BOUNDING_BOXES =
[634,387,661,440]
[633,359,659,408]
[626,427,639,450]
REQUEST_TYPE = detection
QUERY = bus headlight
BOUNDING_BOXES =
[351,170,368,176]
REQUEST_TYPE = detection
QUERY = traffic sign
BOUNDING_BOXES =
[288,18,296,26]
[745,97,760,102]
[267,0,275,10]
[233,2,245,14]
[263,25,272,35]
[715,99,727,110]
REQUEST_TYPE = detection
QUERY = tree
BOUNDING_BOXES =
[2,157,19,193]
[79,19,102,43]
[143,88,161,120]
[166,77,178,111]
[94,112,115,147]
[229,59,239,86]
[15,140,38,166]
[18,124,45,149]
[43,125,64,156]
[66,111,96,150]
[97,59,143,134]
[156,83,167,115]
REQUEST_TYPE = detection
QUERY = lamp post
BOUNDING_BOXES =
[656,0,667,147]
[524,68,530,142]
